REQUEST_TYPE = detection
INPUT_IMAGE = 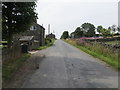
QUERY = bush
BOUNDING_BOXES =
[45,38,52,45]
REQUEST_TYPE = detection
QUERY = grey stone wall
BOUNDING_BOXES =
[2,41,22,62]
[22,22,45,46]
[85,37,120,42]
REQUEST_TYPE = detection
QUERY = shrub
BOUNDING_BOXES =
[45,38,52,45]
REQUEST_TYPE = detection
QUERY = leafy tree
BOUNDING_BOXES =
[70,32,74,39]
[74,27,83,38]
[81,23,95,37]
[111,25,117,32]
[97,25,103,34]
[108,27,111,30]
[100,28,111,37]
[61,31,69,39]
[2,2,37,48]
[108,25,117,33]
[117,26,120,33]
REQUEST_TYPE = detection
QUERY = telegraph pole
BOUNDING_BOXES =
[48,24,50,35]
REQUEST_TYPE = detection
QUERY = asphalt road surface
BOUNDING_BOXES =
[22,40,118,88]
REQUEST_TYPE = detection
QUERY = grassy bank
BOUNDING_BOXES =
[63,39,119,70]
[35,39,56,50]
[105,41,120,45]
[3,53,31,82]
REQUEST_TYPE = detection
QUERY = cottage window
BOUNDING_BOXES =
[30,26,36,30]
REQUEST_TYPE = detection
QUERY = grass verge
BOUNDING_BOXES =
[35,39,56,50]
[105,41,120,45]
[63,39,119,70]
[2,53,31,82]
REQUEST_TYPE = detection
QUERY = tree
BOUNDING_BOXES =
[111,25,117,32]
[117,26,120,33]
[97,25,103,34]
[74,27,83,38]
[2,2,37,48]
[61,31,69,39]
[100,28,111,37]
[70,32,74,39]
[81,23,95,37]
[108,25,117,33]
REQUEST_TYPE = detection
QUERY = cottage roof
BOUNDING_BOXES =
[19,36,34,41]
[37,24,45,30]
[34,40,39,43]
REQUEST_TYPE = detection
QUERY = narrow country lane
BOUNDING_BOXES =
[22,40,118,88]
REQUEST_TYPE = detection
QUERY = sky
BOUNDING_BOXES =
[36,0,119,39]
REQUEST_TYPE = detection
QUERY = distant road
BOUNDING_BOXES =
[22,40,118,88]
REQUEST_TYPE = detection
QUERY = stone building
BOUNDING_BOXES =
[19,36,38,51]
[46,33,56,39]
[21,22,45,46]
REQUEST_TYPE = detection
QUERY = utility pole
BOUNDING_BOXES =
[53,30,55,34]
[48,24,50,35]
[118,1,120,26]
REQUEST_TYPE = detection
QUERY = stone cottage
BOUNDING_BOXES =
[12,21,45,51]
[22,22,45,43]
[19,36,38,51]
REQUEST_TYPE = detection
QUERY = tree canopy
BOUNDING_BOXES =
[61,31,69,39]
[2,2,38,47]
[73,27,83,38]
[97,25,103,34]
[81,23,95,37]
[61,22,119,39]
[100,28,111,37]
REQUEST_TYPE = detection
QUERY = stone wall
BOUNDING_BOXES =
[85,37,120,42]
[2,42,22,63]
[84,40,120,54]
[21,22,45,46]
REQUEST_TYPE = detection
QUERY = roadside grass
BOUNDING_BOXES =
[105,41,120,45]
[35,39,56,50]
[0,45,3,48]
[63,39,119,70]
[1,41,7,43]
[2,53,31,82]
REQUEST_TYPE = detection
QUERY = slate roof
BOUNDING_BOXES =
[19,36,34,41]
[34,40,39,43]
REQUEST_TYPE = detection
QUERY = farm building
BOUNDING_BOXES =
[46,33,56,39]
[21,22,45,46]
[19,36,40,51]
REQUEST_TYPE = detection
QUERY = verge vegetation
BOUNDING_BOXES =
[3,54,31,82]
[35,39,56,50]
[105,41,120,45]
[63,39,119,70]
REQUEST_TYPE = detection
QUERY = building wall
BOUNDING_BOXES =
[46,33,55,39]
[22,22,45,46]
[2,41,22,62]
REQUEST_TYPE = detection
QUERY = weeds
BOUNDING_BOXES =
[2,54,31,82]
[35,39,56,50]
[64,39,119,70]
